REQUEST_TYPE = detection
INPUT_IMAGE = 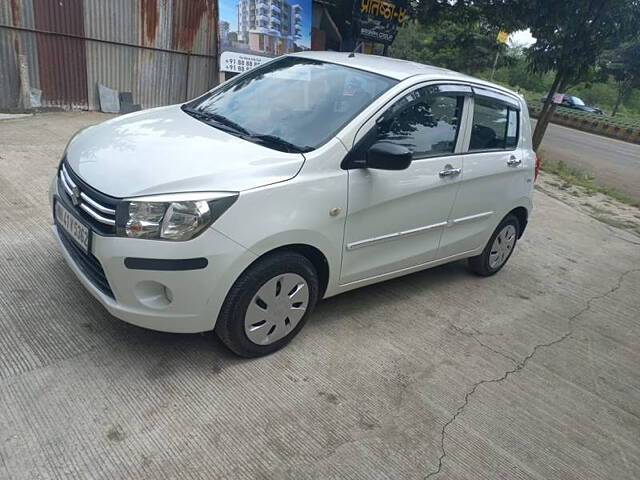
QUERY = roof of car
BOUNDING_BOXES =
[289,51,519,97]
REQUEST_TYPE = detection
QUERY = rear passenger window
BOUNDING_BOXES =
[469,97,519,151]
[374,85,465,158]
[506,108,518,148]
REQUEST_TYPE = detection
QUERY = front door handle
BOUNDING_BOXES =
[507,155,522,167]
[439,165,462,177]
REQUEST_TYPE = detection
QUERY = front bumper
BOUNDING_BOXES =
[50,178,257,333]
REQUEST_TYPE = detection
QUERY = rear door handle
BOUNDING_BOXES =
[507,155,522,167]
[439,165,461,177]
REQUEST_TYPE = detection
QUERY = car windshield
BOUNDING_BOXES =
[182,57,398,153]
[571,96,585,106]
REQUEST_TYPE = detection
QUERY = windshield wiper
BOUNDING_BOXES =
[205,113,252,136]
[181,106,251,136]
[181,105,311,154]
[247,134,311,154]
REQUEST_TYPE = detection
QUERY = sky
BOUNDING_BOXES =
[219,0,312,49]
[509,29,536,48]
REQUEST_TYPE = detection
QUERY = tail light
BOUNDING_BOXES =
[534,153,541,181]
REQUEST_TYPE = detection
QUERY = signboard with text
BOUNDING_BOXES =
[356,0,409,45]
[220,51,270,74]
[497,30,509,44]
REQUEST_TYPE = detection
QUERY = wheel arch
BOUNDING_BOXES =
[507,206,529,238]
[246,243,330,298]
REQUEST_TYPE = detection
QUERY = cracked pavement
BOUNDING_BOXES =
[429,268,640,479]
[1,112,640,479]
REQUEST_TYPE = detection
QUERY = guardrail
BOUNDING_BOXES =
[528,100,640,145]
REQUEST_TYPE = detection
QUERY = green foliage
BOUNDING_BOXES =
[391,24,640,119]
[388,21,431,64]
[600,39,640,87]
[487,0,640,148]
[599,39,640,115]
[391,20,505,75]
[487,55,554,93]
[389,1,640,121]
[485,1,640,85]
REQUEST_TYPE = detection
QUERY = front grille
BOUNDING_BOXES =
[58,161,119,235]
[56,224,115,299]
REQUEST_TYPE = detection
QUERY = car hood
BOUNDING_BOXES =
[65,105,305,198]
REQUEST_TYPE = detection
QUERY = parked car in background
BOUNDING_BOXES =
[51,52,537,357]
[541,93,604,115]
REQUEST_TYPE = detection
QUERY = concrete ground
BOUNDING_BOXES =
[1,112,639,479]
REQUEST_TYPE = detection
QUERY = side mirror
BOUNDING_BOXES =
[366,142,412,170]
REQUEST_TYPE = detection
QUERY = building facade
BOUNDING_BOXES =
[237,0,303,55]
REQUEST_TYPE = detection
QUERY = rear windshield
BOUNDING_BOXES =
[571,96,585,106]
[183,57,398,153]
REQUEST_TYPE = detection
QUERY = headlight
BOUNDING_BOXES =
[117,192,238,241]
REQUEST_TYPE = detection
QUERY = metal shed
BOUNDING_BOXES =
[0,0,218,111]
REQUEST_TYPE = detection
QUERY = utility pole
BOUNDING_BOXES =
[490,51,499,80]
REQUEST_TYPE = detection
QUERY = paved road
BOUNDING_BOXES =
[1,113,640,479]
[534,119,640,203]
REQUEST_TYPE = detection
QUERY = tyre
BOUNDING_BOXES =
[468,214,520,277]
[215,251,319,357]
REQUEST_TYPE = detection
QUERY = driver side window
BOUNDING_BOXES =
[372,85,465,159]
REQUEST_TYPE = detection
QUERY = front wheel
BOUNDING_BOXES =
[468,214,519,276]
[215,252,319,357]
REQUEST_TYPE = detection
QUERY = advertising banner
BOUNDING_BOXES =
[357,0,409,45]
[219,0,312,73]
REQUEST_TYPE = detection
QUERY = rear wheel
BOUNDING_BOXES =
[215,252,319,357]
[468,214,519,276]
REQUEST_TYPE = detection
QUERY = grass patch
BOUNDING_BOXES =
[539,157,639,207]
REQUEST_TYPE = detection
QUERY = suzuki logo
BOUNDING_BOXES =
[71,186,81,206]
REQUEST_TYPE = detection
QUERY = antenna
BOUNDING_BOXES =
[348,41,363,58]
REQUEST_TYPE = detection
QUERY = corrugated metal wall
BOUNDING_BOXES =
[0,0,218,111]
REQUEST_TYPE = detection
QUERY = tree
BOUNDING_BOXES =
[414,0,640,149]
[391,19,507,76]
[492,54,553,92]
[504,0,640,149]
[600,39,640,116]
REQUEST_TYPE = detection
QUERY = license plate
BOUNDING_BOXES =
[55,200,91,254]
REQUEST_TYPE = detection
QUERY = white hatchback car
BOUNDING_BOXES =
[51,52,537,357]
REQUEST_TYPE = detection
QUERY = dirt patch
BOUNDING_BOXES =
[536,171,640,239]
